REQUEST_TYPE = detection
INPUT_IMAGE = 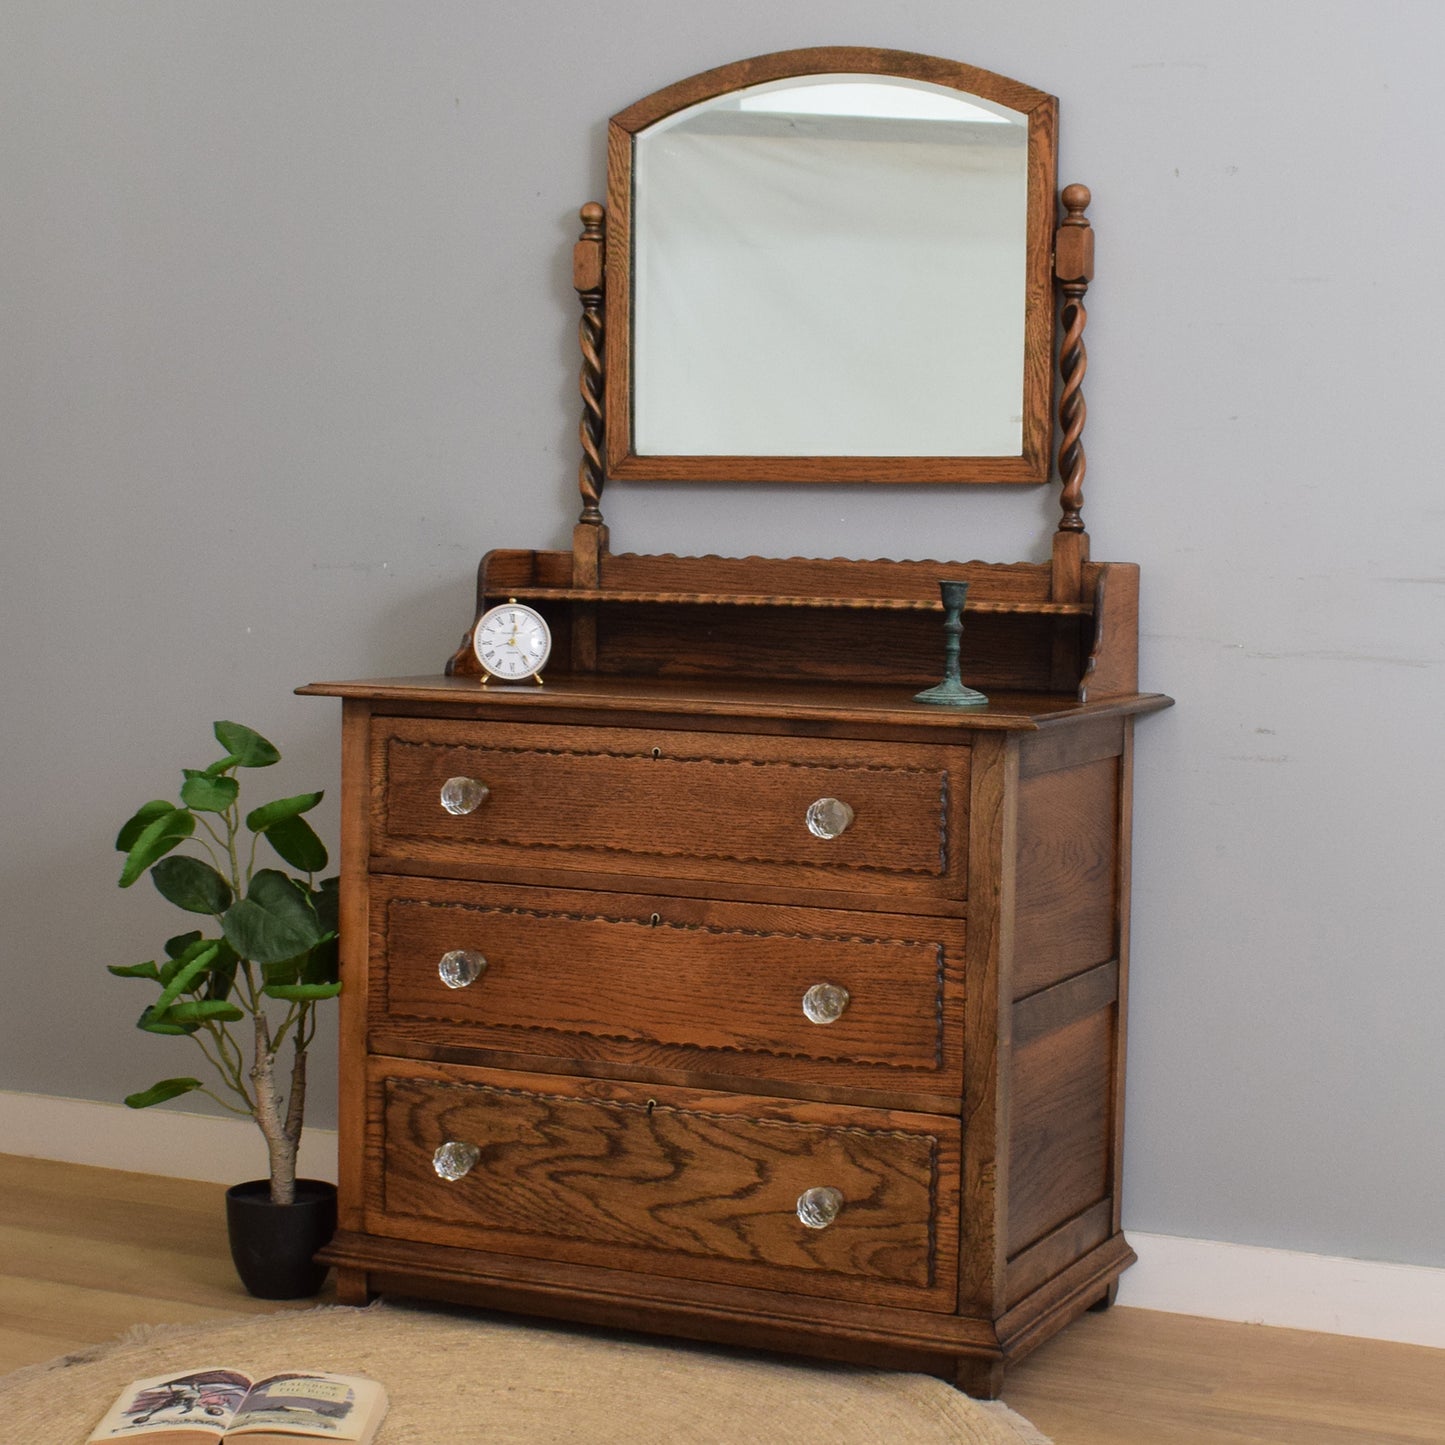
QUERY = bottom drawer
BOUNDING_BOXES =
[366,1059,960,1312]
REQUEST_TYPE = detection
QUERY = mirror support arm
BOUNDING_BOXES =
[571,203,609,671]
[1055,184,1094,539]
[573,203,608,541]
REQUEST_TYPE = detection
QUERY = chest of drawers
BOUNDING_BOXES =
[304,653,1167,1396]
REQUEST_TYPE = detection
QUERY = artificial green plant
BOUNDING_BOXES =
[111,720,339,1205]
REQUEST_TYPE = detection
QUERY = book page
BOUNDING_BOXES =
[228,1372,386,1441]
[87,1369,252,1441]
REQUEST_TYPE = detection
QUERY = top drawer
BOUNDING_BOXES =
[371,718,968,901]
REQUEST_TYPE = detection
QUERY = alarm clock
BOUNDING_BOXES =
[472,600,551,684]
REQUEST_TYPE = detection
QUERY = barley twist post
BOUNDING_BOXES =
[573,203,606,530]
[1055,184,1093,536]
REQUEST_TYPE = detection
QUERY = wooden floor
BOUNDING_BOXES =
[3,1154,1443,1443]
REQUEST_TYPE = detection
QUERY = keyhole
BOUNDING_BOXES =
[650,747,662,759]
[646,1098,658,1116]
[649,912,661,927]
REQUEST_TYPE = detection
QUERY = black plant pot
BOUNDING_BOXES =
[225,1178,337,1300]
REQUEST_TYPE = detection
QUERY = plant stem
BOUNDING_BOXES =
[250,1009,298,1206]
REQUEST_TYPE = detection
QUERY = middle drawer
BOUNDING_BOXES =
[369,876,965,1098]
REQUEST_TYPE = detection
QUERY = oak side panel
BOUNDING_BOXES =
[1110,719,1137,1235]
[335,700,373,1237]
[1006,1009,1113,1256]
[1078,563,1140,701]
[1004,1198,1114,1309]
[1012,756,1119,999]
[958,731,1017,1318]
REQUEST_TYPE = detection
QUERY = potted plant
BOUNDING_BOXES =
[110,720,341,1299]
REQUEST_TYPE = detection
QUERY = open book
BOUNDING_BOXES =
[86,1368,388,1444]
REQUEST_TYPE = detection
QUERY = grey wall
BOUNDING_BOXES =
[3,2,1441,1267]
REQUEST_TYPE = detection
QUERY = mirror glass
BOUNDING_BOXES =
[630,74,1029,460]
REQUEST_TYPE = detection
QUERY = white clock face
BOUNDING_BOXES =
[473,603,552,681]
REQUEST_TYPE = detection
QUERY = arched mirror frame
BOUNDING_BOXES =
[599,47,1060,487]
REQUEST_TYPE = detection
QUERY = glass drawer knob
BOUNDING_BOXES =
[797,1186,845,1230]
[432,1141,481,1181]
[438,950,487,989]
[440,776,490,815]
[805,797,854,840]
[802,982,850,1025]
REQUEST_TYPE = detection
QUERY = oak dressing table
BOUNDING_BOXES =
[302,47,1171,1396]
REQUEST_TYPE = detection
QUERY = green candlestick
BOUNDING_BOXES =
[914,580,989,707]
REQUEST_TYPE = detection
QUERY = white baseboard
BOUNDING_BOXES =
[4,1091,1441,1349]
[0,1089,337,1185]
[1118,1230,1445,1349]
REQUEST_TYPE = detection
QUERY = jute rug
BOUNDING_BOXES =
[0,1300,1053,1444]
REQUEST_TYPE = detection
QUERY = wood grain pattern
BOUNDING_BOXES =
[371,716,969,900]
[1012,756,1119,999]
[366,1060,960,1311]
[335,700,374,1235]
[370,876,964,1093]
[1004,1198,1113,1310]
[592,601,1058,692]
[1108,720,1136,1239]
[1006,1009,1113,1257]
[1078,563,1141,700]
[958,731,1016,1320]
[303,673,1172,738]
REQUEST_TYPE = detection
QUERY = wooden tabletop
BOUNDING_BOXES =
[297,674,1173,733]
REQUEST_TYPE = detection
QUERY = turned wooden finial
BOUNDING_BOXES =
[573,203,606,530]
[1054,183,1093,536]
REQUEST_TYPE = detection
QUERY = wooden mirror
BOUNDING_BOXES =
[600,48,1059,485]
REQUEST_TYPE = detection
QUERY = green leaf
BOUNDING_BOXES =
[166,999,245,1022]
[260,933,338,992]
[124,1077,204,1108]
[115,800,176,853]
[164,931,204,959]
[203,753,242,776]
[108,960,162,981]
[151,855,233,915]
[180,769,239,813]
[263,981,342,1002]
[303,934,339,986]
[312,876,340,935]
[263,814,328,872]
[153,941,221,1012]
[118,808,195,888]
[245,791,323,832]
[222,869,323,965]
[157,934,219,988]
[203,940,240,1002]
[137,1005,198,1036]
[262,953,303,988]
[213,721,280,768]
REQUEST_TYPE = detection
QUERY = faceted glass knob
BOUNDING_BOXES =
[432,1141,481,1181]
[438,949,487,989]
[802,982,850,1025]
[440,776,490,815]
[797,1186,845,1230]
[805,797,855,840]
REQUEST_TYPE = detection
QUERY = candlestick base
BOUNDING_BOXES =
[914,677,989,707]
